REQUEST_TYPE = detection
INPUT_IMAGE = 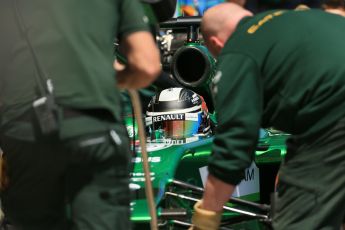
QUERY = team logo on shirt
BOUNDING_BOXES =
[247,10,285,34]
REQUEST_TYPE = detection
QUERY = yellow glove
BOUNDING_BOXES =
[188,200,222,230]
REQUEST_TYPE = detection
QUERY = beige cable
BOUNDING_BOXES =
[128,89,158,230]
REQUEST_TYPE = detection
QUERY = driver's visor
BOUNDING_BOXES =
[146,112,202,139]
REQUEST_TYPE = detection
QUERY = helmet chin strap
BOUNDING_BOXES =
[128,89,158,230]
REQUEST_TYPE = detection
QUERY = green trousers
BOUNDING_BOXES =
[0,115,132,230]
[272,117,345,230]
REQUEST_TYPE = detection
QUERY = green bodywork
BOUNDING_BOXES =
[126,27,289,229]
[256,129,288,164]
[129,128,288,229]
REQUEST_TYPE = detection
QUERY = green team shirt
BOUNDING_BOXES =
[209,9,345,185]
[0,0,149,127]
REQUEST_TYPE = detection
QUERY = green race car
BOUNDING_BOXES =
[125,17,289,229]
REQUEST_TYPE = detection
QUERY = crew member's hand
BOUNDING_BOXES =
[188,200,222,230]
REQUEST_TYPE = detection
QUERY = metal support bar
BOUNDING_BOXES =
[165,192,269,220]
[160,208,187,217]
[171,180,270,211]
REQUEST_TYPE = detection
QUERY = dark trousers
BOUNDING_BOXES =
[273,117,345,230]
[0,116,131,230]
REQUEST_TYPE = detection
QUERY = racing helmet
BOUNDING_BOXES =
[145,87,212,142]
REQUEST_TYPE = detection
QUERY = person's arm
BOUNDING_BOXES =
[115,0,161,89]
[190,53,262,229]
[188,175,235,230]
[202,174,235,211]
[116,31,161,89]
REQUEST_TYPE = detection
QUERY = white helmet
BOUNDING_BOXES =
[145,87,212,142]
